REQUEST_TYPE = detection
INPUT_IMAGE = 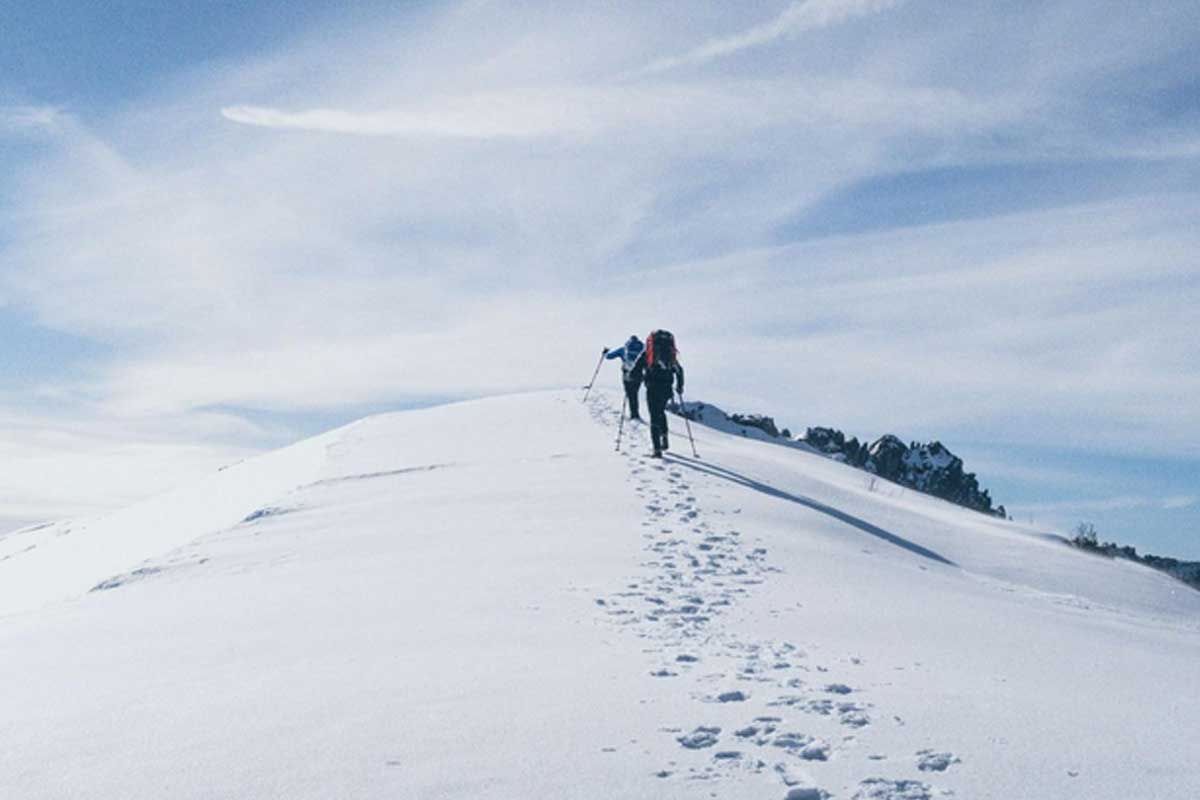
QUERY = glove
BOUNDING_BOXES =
[602,347,609,354]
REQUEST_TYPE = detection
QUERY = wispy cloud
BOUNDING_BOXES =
[2,0,1199,529]
[1162,495,1199,511]
[955,454,1096,490]
[221,98,573,139]
[0,105,62,133]
[219,86,723,139]
[636,0,904,75]
[222,77,1013,142]
[1014,495,1198,514]
[0,406,262,524]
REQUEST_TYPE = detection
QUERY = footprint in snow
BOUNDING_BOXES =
[677,726,721,749]
[852,778,946,799]
[772,732,830,761]
[784,787,831,800]
[839,705,872,728]
[915,750,960,772]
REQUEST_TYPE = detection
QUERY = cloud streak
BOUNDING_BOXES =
[636,0,904,75]
[0,105,62,133]
[221,76,1013,142]
[0,406,262,524]
[1014,495,1198,514]
[221,99,573,139]
[2,0,1199,533]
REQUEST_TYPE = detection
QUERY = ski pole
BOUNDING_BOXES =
[677,389,698,458]
[582,350,607,402]
[615,394,628,452]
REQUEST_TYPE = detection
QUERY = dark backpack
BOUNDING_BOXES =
[646,330,677,373]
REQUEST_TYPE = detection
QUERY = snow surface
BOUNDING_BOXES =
[1,390,1197,799]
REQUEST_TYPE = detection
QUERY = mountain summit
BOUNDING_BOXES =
[1,391,1196,799]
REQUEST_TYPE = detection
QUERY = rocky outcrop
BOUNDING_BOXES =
[676,402,794,444]
[681,401,1005,518]
[801,428,1004,517]
[804,427,869,465]
[728,414,782,439]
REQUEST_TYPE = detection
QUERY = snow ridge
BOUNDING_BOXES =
[1,390,1197,800]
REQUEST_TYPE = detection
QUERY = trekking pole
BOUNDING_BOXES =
[677,389,699,458]
[581,350,606,402]
[615,394,628,452]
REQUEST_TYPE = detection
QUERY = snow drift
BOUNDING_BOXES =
[1,391,1196,799]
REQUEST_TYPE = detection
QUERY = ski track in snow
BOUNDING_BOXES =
[585,395,959,799]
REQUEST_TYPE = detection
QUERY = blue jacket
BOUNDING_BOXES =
[606,338,645,378]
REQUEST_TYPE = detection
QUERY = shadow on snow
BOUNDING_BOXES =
[665,454,957,568]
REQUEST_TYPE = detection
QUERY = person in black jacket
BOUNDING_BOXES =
[643,330,684,458]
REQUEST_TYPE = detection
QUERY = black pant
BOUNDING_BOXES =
[623,377,641,418]
[646,382,671,452]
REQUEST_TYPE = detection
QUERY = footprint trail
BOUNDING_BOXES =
[585,394,960,798]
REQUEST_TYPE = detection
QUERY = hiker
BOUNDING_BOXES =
[643,329,684,458]
[604,335,646,421]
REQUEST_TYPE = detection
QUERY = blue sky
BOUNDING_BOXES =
[1,1,1198,558]
[0,1,391,107]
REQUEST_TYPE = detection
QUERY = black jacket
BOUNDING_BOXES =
[644,358,684,394]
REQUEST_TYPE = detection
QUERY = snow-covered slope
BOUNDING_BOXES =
[1,391,1196,800]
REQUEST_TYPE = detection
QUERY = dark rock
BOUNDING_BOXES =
[729,414,780,438]
[711,406,1005,517]
[801,428,1002,516]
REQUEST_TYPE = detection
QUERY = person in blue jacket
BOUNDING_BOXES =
[603,335,646,420]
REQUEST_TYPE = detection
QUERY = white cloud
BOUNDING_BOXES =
[222,99,574,139]
[637,0,905,75]
[0,105,62,133]
[1013,495,1199,515]
[2,0,1199,523]
[1162,495,1198,511]
[220,77,1017,143]
[219,85,737,139]
[0,407,262,526]
[944,453,1094,490]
